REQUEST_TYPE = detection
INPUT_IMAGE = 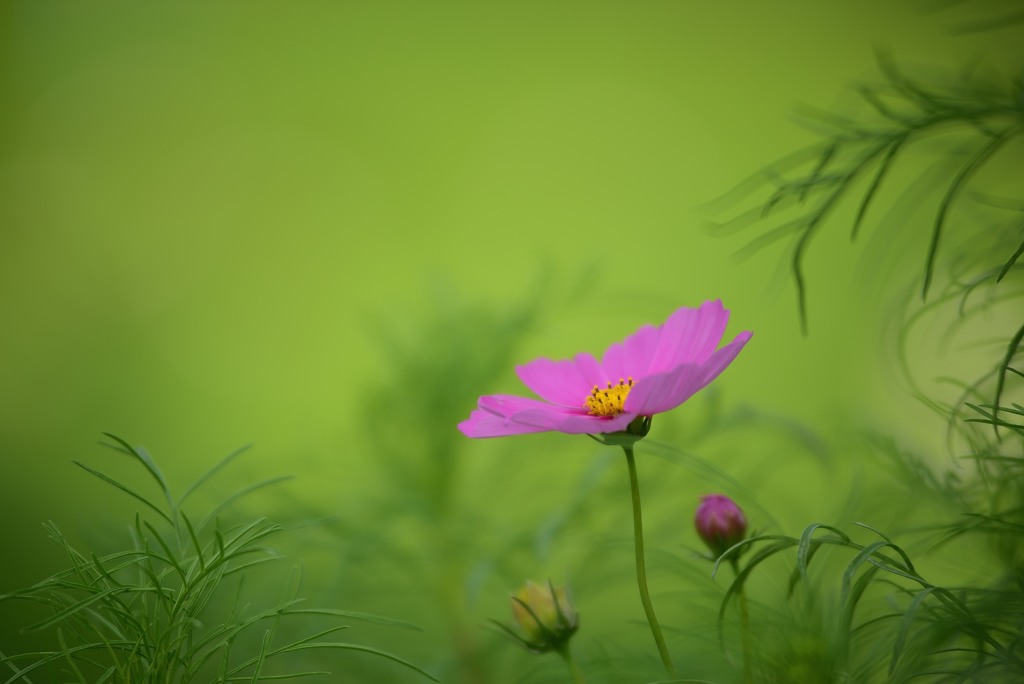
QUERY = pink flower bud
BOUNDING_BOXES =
[695,494,748,557]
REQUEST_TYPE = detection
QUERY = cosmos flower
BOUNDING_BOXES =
[458,300,752,438]
[694,494,748,557]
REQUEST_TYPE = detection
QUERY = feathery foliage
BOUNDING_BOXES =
[0,435,438,684]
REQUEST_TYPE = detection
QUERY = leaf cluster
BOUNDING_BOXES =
[0,435,437,684]
[714,51,1023,334]
[714,522,1024,682]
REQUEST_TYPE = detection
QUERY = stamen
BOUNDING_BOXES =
[584,377,634,416]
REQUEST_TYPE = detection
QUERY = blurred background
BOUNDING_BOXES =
[1,1,1021,682]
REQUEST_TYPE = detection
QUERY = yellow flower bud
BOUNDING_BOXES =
[509,580,578,653]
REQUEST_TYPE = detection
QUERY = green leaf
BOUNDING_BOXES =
[995,232,1024,283]
[922,125,1022,300]
[197,477,293,533]
[100,433,174,515]
[992,320,1024,437]
[25,587,157,633]
[796,523,851,584]
[72,462,173,526]
[177,443,253,508]
[890,587,937,675]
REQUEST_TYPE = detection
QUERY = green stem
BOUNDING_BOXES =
[558,647,587,684]
[623,445,677,677]
[731,558,752,684]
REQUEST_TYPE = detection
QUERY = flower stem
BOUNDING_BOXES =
[623,445,677,677]
[731,558,753,684]
[558,647,587,684]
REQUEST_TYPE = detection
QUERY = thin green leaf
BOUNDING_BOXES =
[93,666,117,684]
[890,587,937,675]
[800,142,839,203]
[851,136,905,240]
[177,443,253,508]
[840,540,898,606]
[840,563,880,632]
[249,630,272,684]
[711,534,795,580]
[222,555,281,578]
[851,523,917,574]
[717,539,796,647]
[922,125,1021,300]
[100,433,174,514]
[992,320,1024,436]
[235,642,440,683]
[2,642,136,684]
[143,521,188,585]
[72,462,173,527]
[180,511,206,576]
[24,586,155,632]
[288,608,422,631]
[791,140,893,333]
[995,233,1024,283]
[225,673,330,681]
[796,523,852,584]
[198,477,293,533]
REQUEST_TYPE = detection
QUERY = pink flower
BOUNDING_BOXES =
[458,300,752,438]
[694,494,748,557]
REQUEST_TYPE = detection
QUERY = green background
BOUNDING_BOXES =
[1,2,1019,681]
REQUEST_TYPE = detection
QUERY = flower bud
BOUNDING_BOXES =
[509,580,578,653]
[695,494,748,558]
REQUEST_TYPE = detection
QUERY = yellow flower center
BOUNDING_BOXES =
[584,377,633,416]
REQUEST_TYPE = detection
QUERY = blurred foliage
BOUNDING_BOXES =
[2,2,1023,683]
[0,436,436,683]
[712,51,1023,334]
[707,16,1023,680]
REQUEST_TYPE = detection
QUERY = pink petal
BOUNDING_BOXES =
[571,352,610,390]
[698,330,753,388]
[487,394,635,434]
[515,357,594,407]
[646,300,729,374]
[513,408,635,434]
[600,323,661,381]
[458,408,553,438]
[459,395,559,437]
[624,329,752,415]
[515,352,612,409]
[624,363,706,415]
[459,394,635,437]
